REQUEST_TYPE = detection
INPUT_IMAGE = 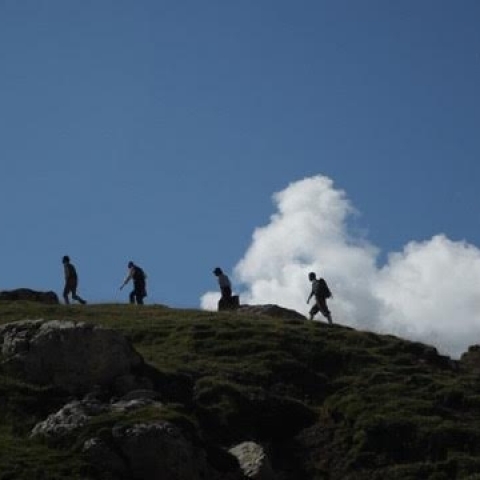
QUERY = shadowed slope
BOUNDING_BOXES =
[0,302,479,479]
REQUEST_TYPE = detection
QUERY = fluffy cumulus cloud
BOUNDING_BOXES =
[201,175,480,358]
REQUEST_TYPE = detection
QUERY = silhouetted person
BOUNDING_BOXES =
[213,267,232,300]
[213,267,240,310]
[62,255,87,305]
[120,261,147,305]
[306,271,332,324]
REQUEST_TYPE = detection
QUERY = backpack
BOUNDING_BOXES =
[316,278,332,299]
[132,266,145,282]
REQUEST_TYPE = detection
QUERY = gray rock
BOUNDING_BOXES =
[32,394,163,439]
[35,393,245,479]
[119,389,161,402]
[229,442,275,480]
[0,288,59,304]
[0,319,143,394]
[31,399,108,438]
[238,304,305,321]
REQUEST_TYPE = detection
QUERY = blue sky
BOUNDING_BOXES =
[1,1,479,345]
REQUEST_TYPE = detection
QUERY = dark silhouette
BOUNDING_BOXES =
[213,267,239,311]
[0,288,59,304]
[306,271,332,324]
[213,267,231,299]
[62,255,87,305]
[120,261,147,305]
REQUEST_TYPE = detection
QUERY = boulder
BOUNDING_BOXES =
[0,288,59,304]
[0,319,143,394]
[218,295,240,311]
[229,441,274,480]
[31,398,109,439]
[84,421,210,480]
[34,392,244,480]
[238,304,305,321]
[31,391,162,440]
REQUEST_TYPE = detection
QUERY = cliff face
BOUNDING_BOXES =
[0,302,479,480]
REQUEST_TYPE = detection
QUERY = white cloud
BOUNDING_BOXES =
[373,235,480,356]
[201,175,480,358]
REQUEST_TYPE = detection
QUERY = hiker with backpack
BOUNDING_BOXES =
[213,267,231,300]
[120,261,147,305]
[306,271,332,324]
[62,255,87,305]
[213,267,239,310]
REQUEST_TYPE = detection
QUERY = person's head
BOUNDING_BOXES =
[308,272,316,281]
[213,267,223,276]
[62,255,70,264]
[128,261,134,269]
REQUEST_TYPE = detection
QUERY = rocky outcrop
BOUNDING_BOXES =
[31,398,109,439]
[238,304,306,321]
[0,319,144,394]
[33,390,244,480]
[1,317,254,479]
[31,390,162,439]
[218,295,240,311]
[229,442,274,480]
[35,402,211,479]
[0,288,59,304]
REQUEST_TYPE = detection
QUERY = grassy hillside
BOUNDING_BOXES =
[0,302,480,479]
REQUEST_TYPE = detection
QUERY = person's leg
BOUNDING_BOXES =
[323,311,333,324]
[71,285,86,304]
[309,303,319,320]
[220,286,233,308]
[72,292,87,304]
[140,282,147,304]
[63,285,70,305]
[318,298,333,324]
[129,290,135,304]
[133,282,145,305]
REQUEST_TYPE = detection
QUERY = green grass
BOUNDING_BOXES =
[0,301,480,479]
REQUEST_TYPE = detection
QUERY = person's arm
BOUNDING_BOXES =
[119,269,133,289]
[307,284,314,303]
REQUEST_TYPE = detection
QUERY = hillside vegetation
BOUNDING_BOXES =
[1,302,480,479]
